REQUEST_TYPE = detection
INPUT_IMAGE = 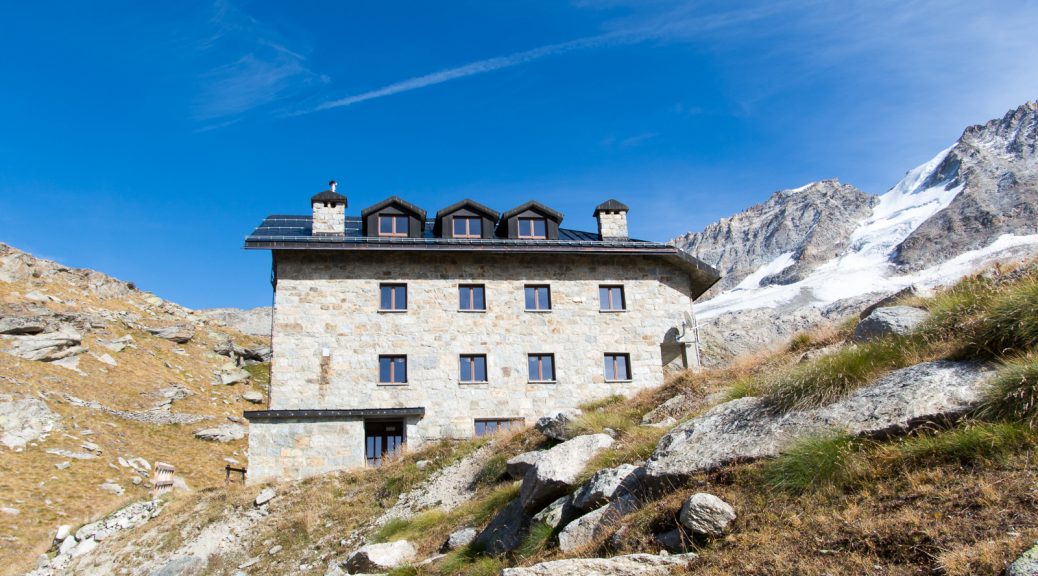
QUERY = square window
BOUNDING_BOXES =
[528,354,555,382]
[459,285,486,311]
[378,355,407,384]
[474,418,523,437]
[378,214,409,237]
[604,353,631,381]
[524,285,551,311]
[599,285,626,311]
[460,354,488,383]
[380,284,407,310]
[518,217,547,239]
[453,216,482,238]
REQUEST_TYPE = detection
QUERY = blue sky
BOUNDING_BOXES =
[1,1,1036,309]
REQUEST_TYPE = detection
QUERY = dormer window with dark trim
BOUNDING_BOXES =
[517,217,547,239]
[453,216,482,238]
[378,214,409,237]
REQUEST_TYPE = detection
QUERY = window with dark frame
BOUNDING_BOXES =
[380,283,407,310]
[599,285,626,311]
[459,354,488,383]
[378,355,407,384]
[458,285,486,311]
[474,418,523,437]
[524,285,551,311]
[452,216,482,238]
[377,214,409,237]
[604,353,632,381]
[517,217,547,239]
[528,353,555,382]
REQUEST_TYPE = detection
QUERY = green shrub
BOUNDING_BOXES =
[896,422,1033,466]
[764,336,923,412]
[761,434,861,494]
[473,455,509,486]
[515,521,554,558]
[977,355,1038,427]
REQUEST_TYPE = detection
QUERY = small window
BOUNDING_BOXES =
[379,355,407,384]
[378,214,409,237]
[528,353,555,382]
[524,285,551,311]
[453,217,482,238]
[600,285,626,311]
[380,284,407,310]
[517,217,547,239]
[474,418,523,437]
[604,353,631,381]
[459,354,488,383]
[459,285,486,311]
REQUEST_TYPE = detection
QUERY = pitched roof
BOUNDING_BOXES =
[311,190,346,203]
[593,199,629,215]
[359,196,427,220]
[500,200,564,222]
[434,198,500,220]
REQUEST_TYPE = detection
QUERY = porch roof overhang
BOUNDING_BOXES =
[243,407,425,421]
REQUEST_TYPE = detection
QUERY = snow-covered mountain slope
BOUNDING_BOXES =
[683,101,1038,364]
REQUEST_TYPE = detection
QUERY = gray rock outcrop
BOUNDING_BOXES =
[144,325,194,344]
[530,495,579,530]
[506,450,543,480]
[0,317,45,335]
[344,540,417,574]
[534,409,582,441]
[195,307,272,337]
[646,361,993,480]
[442,527,477,551]
[519,433,614,512]
[571,464,644,511]
[473,498,529,555]
[194,424,246,442]
[1007,541,1038,576]
[501,553,696,575]
[3,331,85,362]
[1,394,60,450]
[852,306,929,342]
[678,493,736,536]
[557,495,640,553]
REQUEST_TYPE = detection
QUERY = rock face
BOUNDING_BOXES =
[0,317,45,335]
[195,307,272,337]
[144,325,194,344]
[3,331,85,362]
[534,409,582,441]
[894,101,1038,270]
[519,433,614,513]
[344,541,417,574]
[473,498,529,555]
[442,527,477,552]
[506,450,544,480]
[0,394,61,450]
[674,179,878,294]
[500,553,697,575]
[646,361,993,480]
[678,493,736,536]
[194,424,246,443]
[852,306,929,342]
[557,496,639,553]
[530,495,579,530]
[571,464,644,511]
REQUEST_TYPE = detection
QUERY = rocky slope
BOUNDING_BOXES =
[683,101,1038,364]
[0,243,269,575]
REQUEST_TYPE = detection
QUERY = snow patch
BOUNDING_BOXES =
[732,252,796,291]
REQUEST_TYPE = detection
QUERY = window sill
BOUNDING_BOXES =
[600,309,628,313]
[457,309,487,313]
[459,381,490,385]
[527,380,557,384]
[605,379,634,384]
[376,382,409,387]
[377,309,408,313]
[524,309,553,313]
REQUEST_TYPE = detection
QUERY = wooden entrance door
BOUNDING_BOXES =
[365,420,404,467]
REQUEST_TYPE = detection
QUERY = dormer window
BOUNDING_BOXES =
[378,215,409,237]
[453,217,482,239]
[517,217,547,239]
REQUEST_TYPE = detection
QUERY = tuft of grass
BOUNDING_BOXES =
[378,462,425,500]
[454,483,520,526]
[763,336,926,412]
[895,422,1033,467]
[372,517,411,543]
[966,275,1038,357]
[566,406,642,436]
[515,521,554,558]
[579,394,626,411]
[387,567,418,576]
[243,362,271,391]
[473,454,509,487]
[761,434,862,494]
[723,375,765,401]
[977,355,1038,427]
[786,331,816,353]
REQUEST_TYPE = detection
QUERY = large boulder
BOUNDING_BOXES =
[571,464,645,511]
[144,325,194,344]
[0,394,61,450]
[0,317,45,335]
[557,495,639,553]
[852,306,929,342]
[193,424,245,443]
[520,433,614,512]
[646,361,994,480]
[1007,541,1038,576]
[3,331,84,362]
[678,493,735,537]
[501,552,697,575]
[534,409,582,441]
[441,527,477,552]
[473,498,529,555]
[530,495,580,531]
[506,450,543,480]
[640,394,693,425]
[344,540,417,574]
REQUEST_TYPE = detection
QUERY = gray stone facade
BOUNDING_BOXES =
[311,201,346,235]
[247,250,700,482]
[597,211,629,240]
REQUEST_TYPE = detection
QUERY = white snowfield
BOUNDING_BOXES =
[696,146,1038,320]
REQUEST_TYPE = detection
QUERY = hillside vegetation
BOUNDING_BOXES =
[33,257,1038,575]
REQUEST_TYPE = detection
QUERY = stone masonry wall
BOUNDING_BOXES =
[312,202,345,235]
[597,211,629,239]
[253,251,695,480]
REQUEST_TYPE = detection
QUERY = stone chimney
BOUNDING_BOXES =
[311,180,347,235]
[593,199,630,240]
